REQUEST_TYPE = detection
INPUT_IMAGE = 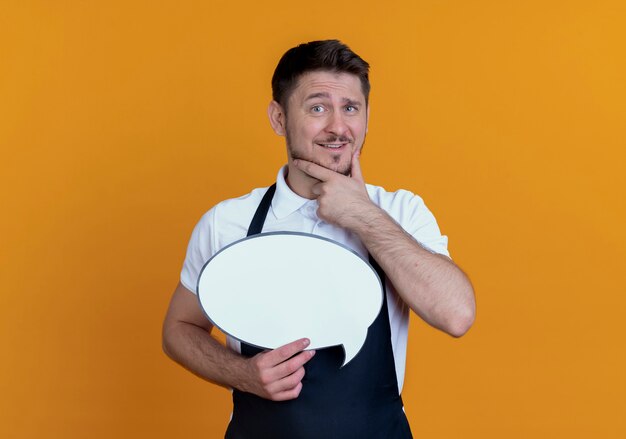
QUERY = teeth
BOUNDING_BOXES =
[320,144,342,149]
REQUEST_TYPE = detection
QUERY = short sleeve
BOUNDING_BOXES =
[387,189,450,259]
[180,208,217,293]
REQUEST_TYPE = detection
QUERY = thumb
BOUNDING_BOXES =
[350,149,364,182]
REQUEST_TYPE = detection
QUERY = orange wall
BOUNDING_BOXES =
[1,1,625,437]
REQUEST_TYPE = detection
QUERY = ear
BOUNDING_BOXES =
[366,105,370,134]
[268,100,286,136]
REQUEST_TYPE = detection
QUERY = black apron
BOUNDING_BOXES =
[225,184,413,439]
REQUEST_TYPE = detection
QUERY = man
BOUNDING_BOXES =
[162,40,475,438]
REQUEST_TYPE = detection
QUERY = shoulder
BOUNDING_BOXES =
[191,186,270,247]
[365,183,450,257]
[365,184,428,221]
[181,185,273,292]
[212,186,270,221]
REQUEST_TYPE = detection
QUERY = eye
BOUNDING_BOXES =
[345,105,358,112]
[311,105,325,113]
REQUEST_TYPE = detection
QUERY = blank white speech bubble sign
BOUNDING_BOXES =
[197,232,383,367]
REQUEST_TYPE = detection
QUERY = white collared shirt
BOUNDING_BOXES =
[181,166,449,393]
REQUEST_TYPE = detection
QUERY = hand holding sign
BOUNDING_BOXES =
[197,232,383,367]
[240,337,315,401]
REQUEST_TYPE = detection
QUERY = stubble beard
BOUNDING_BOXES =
[286,130,363,177]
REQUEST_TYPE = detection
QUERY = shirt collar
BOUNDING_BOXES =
[271,165,315,219]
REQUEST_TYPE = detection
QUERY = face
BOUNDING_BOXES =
[270,71,368,177]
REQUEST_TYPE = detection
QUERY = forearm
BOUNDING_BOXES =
[291,157,475,336]
[162,321,249,390]
[350,206,475,337]
[162,284,315,400]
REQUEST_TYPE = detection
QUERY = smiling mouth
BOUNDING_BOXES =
[317,143,346,149]
[316,137,352,149]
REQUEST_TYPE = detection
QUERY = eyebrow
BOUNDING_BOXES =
[304,92,362,106]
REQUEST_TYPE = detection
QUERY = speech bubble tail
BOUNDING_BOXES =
[340,330,368,368]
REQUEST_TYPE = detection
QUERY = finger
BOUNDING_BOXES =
[311,182,323,196]
[262,338,310,367]
[271,365,306,393]
[273,349,315,380]
[272,381,303,401]
[293,159,335,182]
[350,149,364,183]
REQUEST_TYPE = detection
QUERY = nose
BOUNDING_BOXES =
[325,110,349,137]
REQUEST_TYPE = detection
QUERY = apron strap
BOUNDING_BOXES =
[247,183,276,237]
[368,254,384,282]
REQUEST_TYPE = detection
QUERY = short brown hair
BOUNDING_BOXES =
[271,40,370,111]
